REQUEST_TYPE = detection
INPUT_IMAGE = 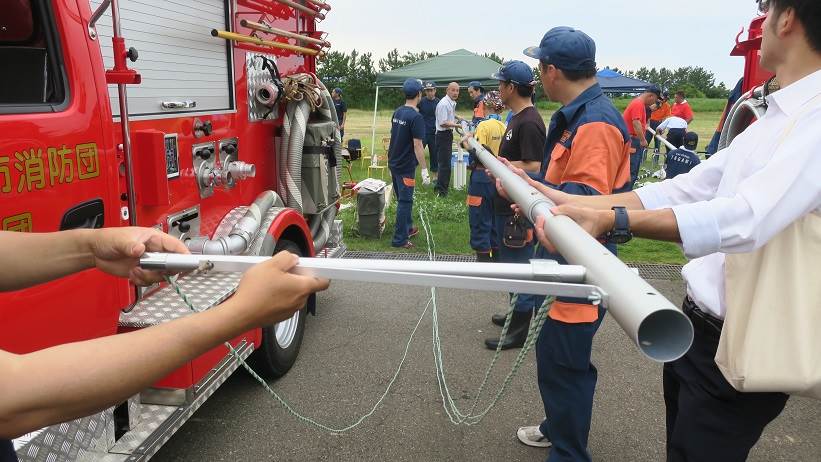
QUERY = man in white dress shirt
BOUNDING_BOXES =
[655,115,688,153]
[497,1,820,460]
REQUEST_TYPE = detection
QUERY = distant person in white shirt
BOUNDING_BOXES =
[655,115,688,153]
[497,1,821,460]
[434,82,460,197]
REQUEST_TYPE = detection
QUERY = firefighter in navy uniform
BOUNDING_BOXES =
[503,27,632,461]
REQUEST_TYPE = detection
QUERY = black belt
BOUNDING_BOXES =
[682,296,723,338]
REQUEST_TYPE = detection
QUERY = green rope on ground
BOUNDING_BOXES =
[163,205,552,431]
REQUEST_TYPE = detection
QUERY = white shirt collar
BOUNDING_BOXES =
[767,68,821,117]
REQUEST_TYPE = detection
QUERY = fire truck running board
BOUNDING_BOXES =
[109,340,254,460]
[120,271,241,328]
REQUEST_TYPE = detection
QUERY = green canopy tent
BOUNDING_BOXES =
[369,49,503,166]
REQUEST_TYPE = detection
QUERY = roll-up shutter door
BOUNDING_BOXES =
[90,0,233,117]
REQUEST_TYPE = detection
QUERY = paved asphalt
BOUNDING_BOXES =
[155,279,820,461]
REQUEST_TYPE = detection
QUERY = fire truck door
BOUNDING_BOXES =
[0,0,128,354]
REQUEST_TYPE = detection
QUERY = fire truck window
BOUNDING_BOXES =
[0,0,66,110]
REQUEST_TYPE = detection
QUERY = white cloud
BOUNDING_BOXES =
[321,0,760,86]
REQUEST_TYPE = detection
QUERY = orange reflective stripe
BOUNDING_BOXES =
[548,300,599,323]
[403,177,416,187]
[466,195,482,207]
[563,122,627,195]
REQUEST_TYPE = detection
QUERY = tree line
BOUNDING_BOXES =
[317,49,730,110]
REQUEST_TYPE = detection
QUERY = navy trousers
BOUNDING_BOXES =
[423,132,438,172]
[629,136,644,188]
[537,307,606,462]
[434,130,453,196]
[493,215,539,313]
[467,169,497,252]
[664,298,789,462]
[390,170,415,247]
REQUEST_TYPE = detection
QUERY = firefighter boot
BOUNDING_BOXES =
[476,251,493,263]
[484,309,531,350]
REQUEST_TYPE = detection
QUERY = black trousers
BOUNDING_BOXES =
[434,130,453,196]
[666,128,686,153]
[663,297,789,462]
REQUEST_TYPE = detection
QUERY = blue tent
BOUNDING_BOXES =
[596,69,654,94]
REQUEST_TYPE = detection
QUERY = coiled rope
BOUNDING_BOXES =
[165,205,552,431]
[281,73,323,111]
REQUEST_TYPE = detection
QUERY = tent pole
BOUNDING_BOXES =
[370,86,379,168]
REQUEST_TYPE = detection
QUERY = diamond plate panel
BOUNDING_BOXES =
[15,409,114,462]
[119,272,241,328]
[110,342,254,461]
[246,207,286,256]
[246,52,280,121]
[108,405,176,455]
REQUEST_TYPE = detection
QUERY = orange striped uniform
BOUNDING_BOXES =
[540,83,632,323]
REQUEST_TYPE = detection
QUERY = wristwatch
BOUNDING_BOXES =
[606,206,632,244]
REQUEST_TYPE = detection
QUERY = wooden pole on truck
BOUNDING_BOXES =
[269,0,326,19]
[210,29,321,56]
[240,19,330,48]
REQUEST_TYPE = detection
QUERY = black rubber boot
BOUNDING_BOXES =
[476,251,493,263]
[484,310,531,350]
[491,313,507,327]
[490,249,501,262]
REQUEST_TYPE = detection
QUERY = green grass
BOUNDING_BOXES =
[339,103,723,264]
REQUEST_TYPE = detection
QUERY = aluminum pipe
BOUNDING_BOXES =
[461,129,693,362]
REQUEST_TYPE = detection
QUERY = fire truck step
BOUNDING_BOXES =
[106,341,254,459]
[119,271,241,328]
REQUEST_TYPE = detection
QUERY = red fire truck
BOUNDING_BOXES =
[1,0,342,459]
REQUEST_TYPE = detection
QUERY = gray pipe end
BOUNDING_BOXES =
[636,309,694,363]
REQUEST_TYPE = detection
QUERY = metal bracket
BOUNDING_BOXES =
[139,254,608,306]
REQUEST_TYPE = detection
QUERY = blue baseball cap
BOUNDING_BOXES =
[423,81,437,90]
[523,26,597,72]
[402,78,423,97]
[490,61,536,86]
[333,87,343,95]
[468,80,482,89]
[683,131,699,150]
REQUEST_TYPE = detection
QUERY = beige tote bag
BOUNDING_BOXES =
[717,93,821,397]
[718,211,821,398]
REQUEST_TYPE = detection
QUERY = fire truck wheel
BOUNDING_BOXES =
[249,239,307,379]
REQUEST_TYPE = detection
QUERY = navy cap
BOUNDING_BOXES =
[683,131,699,150]
[523,26,596,72]
[468,80,482,89]
[333,87,343,95]
[647,84,662,97]
[423,81,436,90]
[491,61,536,86]
[402,78,423,97]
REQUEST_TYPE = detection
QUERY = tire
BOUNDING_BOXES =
[248,239,307,379]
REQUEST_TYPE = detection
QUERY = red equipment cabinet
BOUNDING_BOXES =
[2,0,338,459]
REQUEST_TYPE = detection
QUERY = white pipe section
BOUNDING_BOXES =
[461,125,693,362]
[645,126,677,151]
[370,86,380,167]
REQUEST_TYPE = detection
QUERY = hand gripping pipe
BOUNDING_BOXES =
[645,126,678,152]
[460,124,693,362]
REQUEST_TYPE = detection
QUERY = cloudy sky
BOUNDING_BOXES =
[322,0,762,87]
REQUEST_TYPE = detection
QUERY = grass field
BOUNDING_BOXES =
[338,102,725,264]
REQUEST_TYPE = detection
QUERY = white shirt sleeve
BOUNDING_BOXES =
[669,120,821,258]
[635,144,731,210]
[435,101,448,130]
[657,118,670,132]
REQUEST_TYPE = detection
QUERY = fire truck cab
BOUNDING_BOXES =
[1,0,341,460]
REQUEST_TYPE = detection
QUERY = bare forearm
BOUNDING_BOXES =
[414,141,427,169]
[569,191,646,211]
[633,120,644,138]
[0,299,253,438]
[597,208,681,242]
[0,230,95,291]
